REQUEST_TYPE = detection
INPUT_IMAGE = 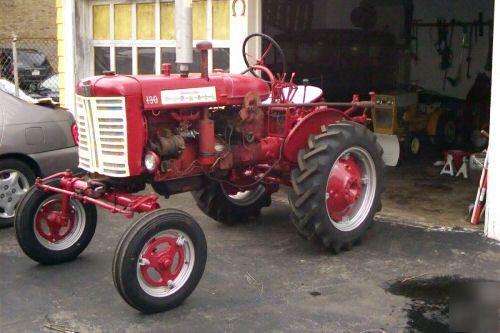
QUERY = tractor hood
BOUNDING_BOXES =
[77,72,270,110]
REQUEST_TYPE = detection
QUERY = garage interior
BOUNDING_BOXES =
[262,0,494,230]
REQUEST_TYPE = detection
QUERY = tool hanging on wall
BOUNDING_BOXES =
[415,12,493,88]
[466,24,474,79]
[435,18,455,90]
[447,26,467,87]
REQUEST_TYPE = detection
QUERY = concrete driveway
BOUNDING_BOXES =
[1,192,499,333]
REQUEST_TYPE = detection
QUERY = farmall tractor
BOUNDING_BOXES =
[14,34,389,313]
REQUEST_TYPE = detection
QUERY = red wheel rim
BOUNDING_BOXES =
[35,199,75,243]
[325,154,363,222]
[139,236,186,288]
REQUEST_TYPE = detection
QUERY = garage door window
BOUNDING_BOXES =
[91,0,231,75]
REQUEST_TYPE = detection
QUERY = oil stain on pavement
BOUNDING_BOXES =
[384,275,500,333]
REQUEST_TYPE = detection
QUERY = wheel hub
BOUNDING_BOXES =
[326,155,363,222]
[0,170,29,218]
[35,199,75,243]
[139,236,185,288]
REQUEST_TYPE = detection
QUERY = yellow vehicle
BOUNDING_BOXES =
[372,91,463,157]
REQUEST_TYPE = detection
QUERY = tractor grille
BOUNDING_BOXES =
[75,95,130,177]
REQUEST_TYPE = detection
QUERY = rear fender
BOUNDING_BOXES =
[283,109,347,163]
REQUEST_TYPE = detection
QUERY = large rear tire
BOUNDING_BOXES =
[289,121,384,252]
[14,179,97,264]
[113,209,207,313]
[192,180,271,225]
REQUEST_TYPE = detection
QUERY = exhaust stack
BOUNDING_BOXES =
[175,0,193,77]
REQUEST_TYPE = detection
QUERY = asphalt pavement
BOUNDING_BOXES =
[1,192,499,333]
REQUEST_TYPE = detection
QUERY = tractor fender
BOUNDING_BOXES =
[284,109,347,163]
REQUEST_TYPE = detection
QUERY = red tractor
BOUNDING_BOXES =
[14,34,385,313]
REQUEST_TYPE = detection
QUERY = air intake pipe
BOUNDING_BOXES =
[175,0,193,77]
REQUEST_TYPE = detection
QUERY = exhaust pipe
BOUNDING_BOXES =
[175,0,193,77]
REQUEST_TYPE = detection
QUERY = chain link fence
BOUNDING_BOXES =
[0,34,58,101]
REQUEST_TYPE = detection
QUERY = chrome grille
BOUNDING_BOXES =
[75,95,130,177]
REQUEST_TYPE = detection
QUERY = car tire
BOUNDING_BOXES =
[0,158,36,228]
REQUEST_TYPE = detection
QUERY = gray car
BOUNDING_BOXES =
[0,90,79,227]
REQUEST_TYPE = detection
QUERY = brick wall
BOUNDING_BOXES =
[0,0,56,39]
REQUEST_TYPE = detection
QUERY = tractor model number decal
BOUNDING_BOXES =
[161,87,217,105]
[145,95,159,105]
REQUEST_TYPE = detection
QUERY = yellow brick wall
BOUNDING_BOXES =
[0,0,56,39]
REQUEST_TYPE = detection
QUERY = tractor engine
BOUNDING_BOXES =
[75,46,281,197]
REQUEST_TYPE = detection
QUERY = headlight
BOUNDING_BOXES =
[144,151,160,173]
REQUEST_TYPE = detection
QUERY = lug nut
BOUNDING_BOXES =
[0,194,4,199]
[7,198,12,202]
[4,185,8,190]
[138,257,150,266]
[12,189,16,193]
[176,236,185,246]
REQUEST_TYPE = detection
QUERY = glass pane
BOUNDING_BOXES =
[93,5,110,40]
[192,1,207,40]
[212,0,229,40]
[114,4,132,40]
[138,48,156,74]
[160,2,175,40]
[137,3,155,40]
[161,47,200,73]
[94,47,110,74]
[161,47,176,65]
[213,48,230,72]
[191,49,201,73]
[115,47,132,74]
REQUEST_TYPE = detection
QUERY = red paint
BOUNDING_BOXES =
[198,108,216,165]
[69,57,375,227]
[139,236,185,287]
[35,171,160,219]
[71,123,79,145]
[35,198,75,243]
[196,41,212,80]
[325,156,362,222]
[444,150,469,170]
[283,108,347,163]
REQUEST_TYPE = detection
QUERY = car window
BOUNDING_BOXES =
[18,51,47,67]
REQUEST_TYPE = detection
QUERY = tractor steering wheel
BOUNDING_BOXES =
[242,33,287,82]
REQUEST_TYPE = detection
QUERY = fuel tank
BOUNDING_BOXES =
[77,72,271,110]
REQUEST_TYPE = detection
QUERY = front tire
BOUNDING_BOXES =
[289,122,384,252]
[113,209,207,313]
[192,180,271,225]
[14,179,97,264]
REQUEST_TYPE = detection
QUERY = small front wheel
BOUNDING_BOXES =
[14,179,97,265]
[113,209,207,313]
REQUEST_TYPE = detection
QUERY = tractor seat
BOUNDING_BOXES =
[263,85,323,104]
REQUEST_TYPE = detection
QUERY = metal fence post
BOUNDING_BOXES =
[12,32,19,97]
